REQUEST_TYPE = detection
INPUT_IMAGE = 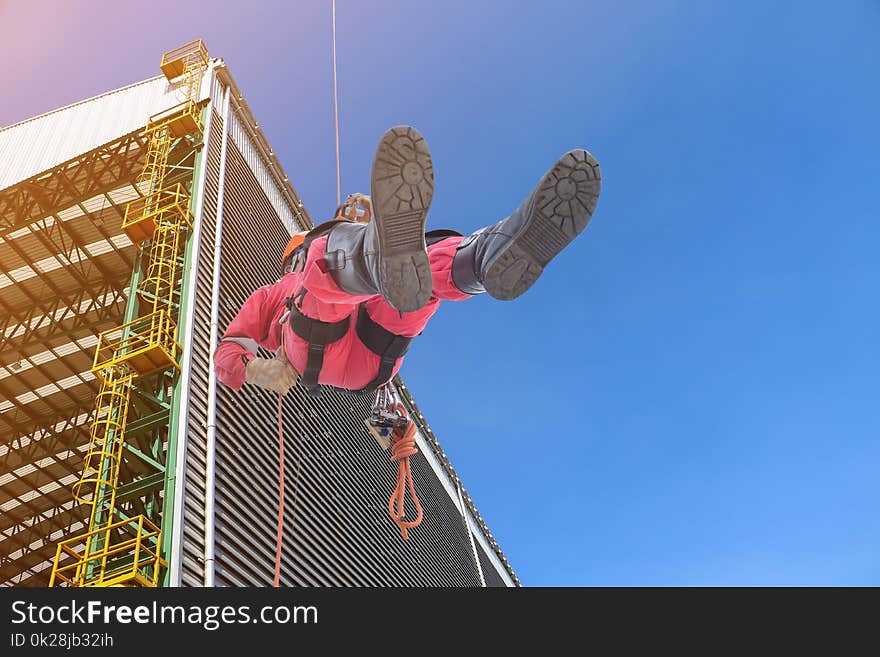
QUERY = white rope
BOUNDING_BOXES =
[332,0,341,207]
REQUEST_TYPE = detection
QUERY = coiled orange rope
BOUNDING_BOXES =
[388,405,423,539]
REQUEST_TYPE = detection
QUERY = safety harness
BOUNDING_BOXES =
[284,225,461,397]
[285,294,412,396]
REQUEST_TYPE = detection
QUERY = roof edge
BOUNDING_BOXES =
[1,74,166,134]
[212,60,314,231]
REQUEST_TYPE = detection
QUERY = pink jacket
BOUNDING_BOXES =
[213,234,469,393]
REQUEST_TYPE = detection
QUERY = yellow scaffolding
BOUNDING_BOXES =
[147,101,203,140]
[160,39,209,81]
[50,515,165,588]
[122,182,194,246]
[92,310,183,379]
[51,39,209,588]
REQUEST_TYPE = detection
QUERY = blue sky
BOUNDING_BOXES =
[3,1,878,585]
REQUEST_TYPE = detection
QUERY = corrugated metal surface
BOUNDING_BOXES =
[0,70,210,191]
[227,110,302,236]
[207,71,226,115]
[469,515,514,585]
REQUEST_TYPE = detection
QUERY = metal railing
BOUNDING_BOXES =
[50,515,166,587]
[146,100,203,139]
[72,367,133,505]
[122,182,193,246]
[92,310,182,378]
[160,39,209,81]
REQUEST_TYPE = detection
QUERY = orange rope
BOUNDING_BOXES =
[388,406,423,539]
[273,392,285,586]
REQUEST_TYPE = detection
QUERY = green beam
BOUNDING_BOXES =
[122,442,165,472]
[161,106,208,585]
[131,385,172,411]
[116,472,166,504]
[127,410,171,437]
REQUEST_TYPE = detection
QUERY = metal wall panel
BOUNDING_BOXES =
[463,505,516,587]
[226,110,304,236]
[0,71,210,191]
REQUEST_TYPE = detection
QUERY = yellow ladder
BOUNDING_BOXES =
[71,365,134,507]
[51,39,209,588]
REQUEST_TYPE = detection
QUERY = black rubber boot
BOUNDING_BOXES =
[451,149,601,299]
[323,221,381,296]
[370,125,434,311]
[323,126,434,311]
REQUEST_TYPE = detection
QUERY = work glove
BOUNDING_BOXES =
[244,358,299,395]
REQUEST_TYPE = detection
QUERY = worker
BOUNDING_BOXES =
[213,126,601,397]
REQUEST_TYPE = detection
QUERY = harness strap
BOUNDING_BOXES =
[285,294,349,396]
[284,285,417,396]
[355,304,413,394]
[424,228,463,246]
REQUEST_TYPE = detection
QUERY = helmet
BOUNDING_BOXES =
[280,231,309,275]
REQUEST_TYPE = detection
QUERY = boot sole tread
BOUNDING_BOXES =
[483,149,601,301]
[371,126,434,311]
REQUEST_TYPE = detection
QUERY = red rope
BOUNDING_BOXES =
[388,407,423,539]
[273,392,285,586]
